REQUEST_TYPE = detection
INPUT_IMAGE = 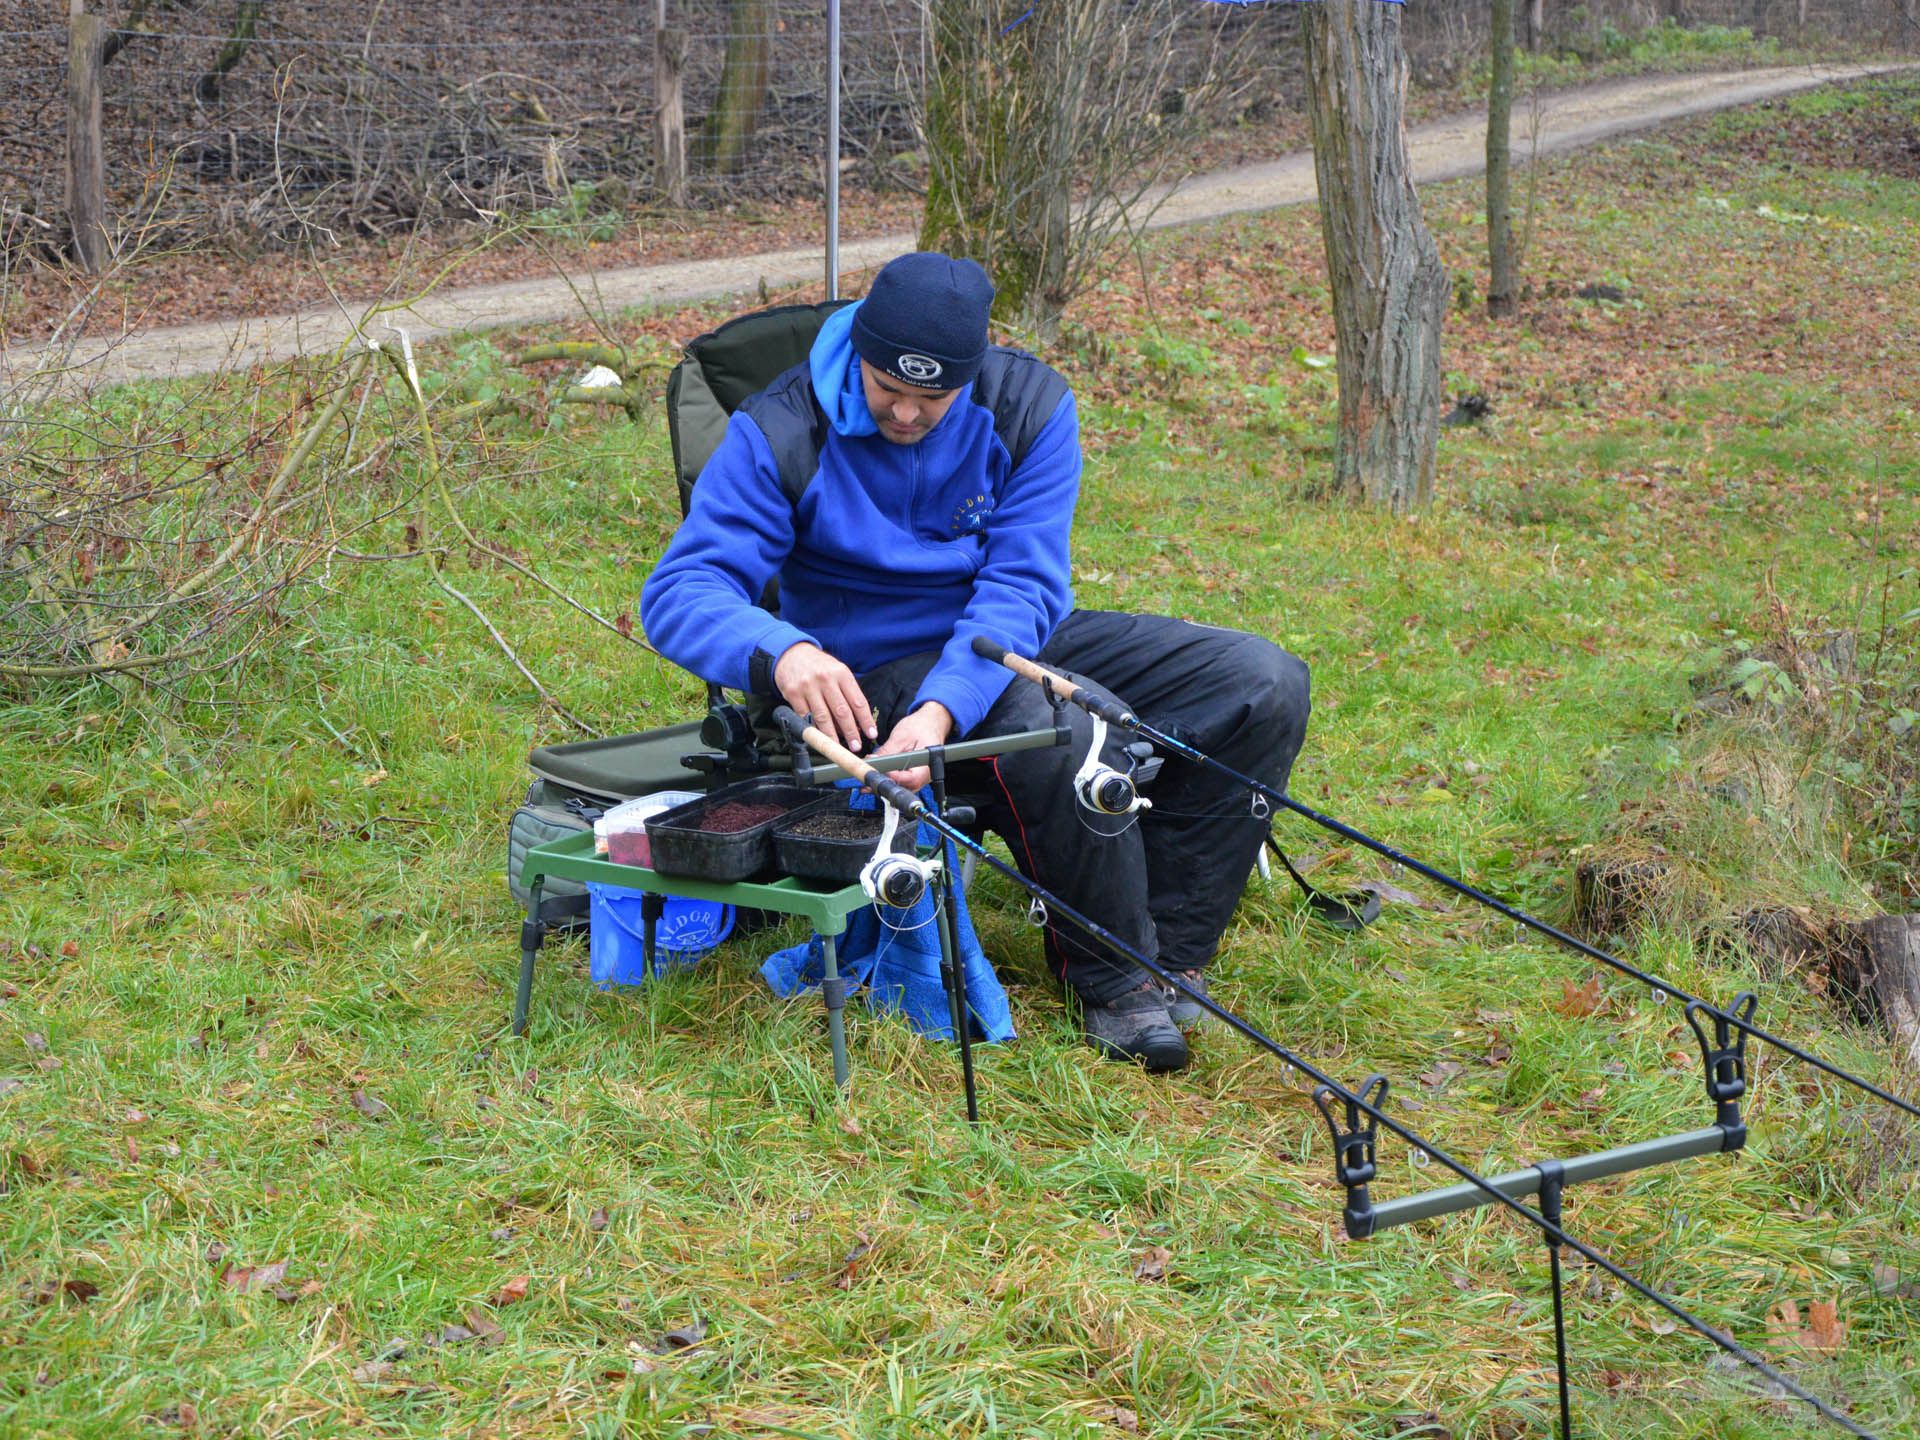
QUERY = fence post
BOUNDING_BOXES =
[65,0,109,272]
[653,0,688,206]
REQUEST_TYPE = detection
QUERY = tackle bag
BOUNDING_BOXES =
[506,719,713,926]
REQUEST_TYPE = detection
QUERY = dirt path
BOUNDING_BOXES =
[9,61,1910,388]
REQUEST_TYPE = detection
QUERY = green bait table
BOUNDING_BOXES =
[513,830,875,1086]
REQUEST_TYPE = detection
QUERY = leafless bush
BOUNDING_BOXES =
[0,312,377,687]
[0,244,651,716]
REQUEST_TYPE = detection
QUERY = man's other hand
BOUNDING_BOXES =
[774,642,877,753]
[873,702,955,793]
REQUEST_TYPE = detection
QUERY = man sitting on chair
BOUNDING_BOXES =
[640,252,1309,1072]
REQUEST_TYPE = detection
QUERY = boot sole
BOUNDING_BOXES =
[1086,1031,1191,1073]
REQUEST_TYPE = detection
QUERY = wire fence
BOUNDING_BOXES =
[0,0,1911,263]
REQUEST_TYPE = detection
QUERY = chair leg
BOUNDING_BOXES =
[820,932,849,1089]
[513,880,546,1038]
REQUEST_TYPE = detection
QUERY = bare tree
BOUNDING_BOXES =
[915,0,1246,344]
[1299,0,1447,511]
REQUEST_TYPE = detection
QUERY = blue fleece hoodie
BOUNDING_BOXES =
[639,303,1080,736]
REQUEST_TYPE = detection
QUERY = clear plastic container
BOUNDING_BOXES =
[596,790,704,868]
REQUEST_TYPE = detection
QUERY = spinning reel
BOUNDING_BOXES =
[1072,713,1152,817]
[859,801,941,908]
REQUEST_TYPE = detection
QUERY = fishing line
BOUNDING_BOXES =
[972,639,1920,1124]
[777,705,1879,1439]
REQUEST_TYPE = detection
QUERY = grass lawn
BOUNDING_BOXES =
[3,77,1917,1440]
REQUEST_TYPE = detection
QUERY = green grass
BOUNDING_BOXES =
[4,80,1920,1440]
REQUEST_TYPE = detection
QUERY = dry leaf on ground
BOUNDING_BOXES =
[832,1231,872,1291]
[1133,1246,1172,1282]
[1554,975,1607,1017]
[1766,1298,1847,1354]
[1870,1264,1919,1299]
[463,1307,504,1342]
[658,1318,708,1350]
[493,1274,530,1306]
[350,1089,391,1119]
[221,1260,289,1294]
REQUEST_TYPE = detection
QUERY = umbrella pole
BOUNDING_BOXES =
[825,0,841,299]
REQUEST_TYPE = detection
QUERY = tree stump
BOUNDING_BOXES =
[1728,905,1827,980]
[1832,914,1920,1070]
[1571,853,1678,937]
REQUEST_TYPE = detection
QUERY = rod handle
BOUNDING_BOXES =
[774,705,922,815]
[970,636,1135,728]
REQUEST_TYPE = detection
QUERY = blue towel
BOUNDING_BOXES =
[761,842,1015,1044]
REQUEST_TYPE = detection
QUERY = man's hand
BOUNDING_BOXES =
[872,702,955,793]
[774,641,877,753]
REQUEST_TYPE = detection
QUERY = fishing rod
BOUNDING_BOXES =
[773,704,1878,1439]
[970,637,1920,1124]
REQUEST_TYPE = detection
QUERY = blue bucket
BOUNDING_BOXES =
[587,883,735,988]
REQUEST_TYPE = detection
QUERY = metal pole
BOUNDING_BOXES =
[791,724,1068,786]
[1363,1128,1731,1233]
[824,0,841,298]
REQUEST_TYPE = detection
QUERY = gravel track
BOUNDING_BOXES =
[8,61,1910,389]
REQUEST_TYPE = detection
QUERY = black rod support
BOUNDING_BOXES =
[1364,1127,1731,1235]
[1687,991,1758,1150]
[1311,1075,1389,1240]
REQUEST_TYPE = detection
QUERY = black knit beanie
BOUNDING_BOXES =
[850,252,996,390]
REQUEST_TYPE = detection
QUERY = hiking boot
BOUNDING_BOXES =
[1163,969,1212,1033]
[1080,982,1190,1072]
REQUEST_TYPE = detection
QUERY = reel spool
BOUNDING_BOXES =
[859,801,941,908]
[1073,714,1152,817]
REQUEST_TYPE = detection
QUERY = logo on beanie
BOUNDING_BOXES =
[896,353,944,383]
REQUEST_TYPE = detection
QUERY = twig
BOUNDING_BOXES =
[433,571,595,735]
[374,328,657,652]
[373,325,601,734]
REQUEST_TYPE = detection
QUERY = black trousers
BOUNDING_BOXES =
[855,610,1310,1004]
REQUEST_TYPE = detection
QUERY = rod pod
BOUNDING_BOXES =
[968,637,1920,1125]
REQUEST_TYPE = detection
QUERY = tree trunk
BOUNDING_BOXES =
[1834,914,1920,1071]
[1526,0,1545,50]
[65,0,108,273]
[698,0,773,175]
[195,0,265,105]
[653,0,687,206]
[1300,0,1448,511]
[919,2,1068,335]
[1487,0,1518,318]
